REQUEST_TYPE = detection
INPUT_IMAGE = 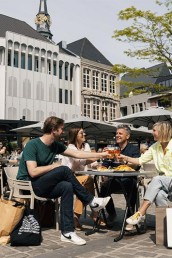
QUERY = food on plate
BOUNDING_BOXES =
[114,165,135,171]
[97,166,111,171]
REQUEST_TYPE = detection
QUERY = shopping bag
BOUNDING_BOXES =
[0,199,25,237]
[166,208,172,248]
[155,206,167,246]
[10,207,42,246]
[35,200,55,227]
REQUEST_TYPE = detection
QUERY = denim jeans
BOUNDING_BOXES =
[100,177,137,217]
[31,166,93,233]
[144,175,172,206]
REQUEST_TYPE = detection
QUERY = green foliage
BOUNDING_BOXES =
[113,1,172,71]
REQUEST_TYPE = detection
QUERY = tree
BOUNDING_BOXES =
[113,0,172,74]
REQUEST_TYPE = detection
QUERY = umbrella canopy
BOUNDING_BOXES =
[64,117,115,137]
[113,108,172,129]
[11,121,44,135]
[11,117,116,137]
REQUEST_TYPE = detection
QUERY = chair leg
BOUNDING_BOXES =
[30,196,35,209]
[55,199,60,231]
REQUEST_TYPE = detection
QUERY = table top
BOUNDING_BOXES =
[76,170,147,177]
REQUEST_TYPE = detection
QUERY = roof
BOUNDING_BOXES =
[57,41,77,57]
[121,63,172,96]
[67,37,112,66]
[0,14,50,43]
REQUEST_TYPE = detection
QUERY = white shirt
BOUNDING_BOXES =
[61,143,91,172]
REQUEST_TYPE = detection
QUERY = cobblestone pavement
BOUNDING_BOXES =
[0,194,171,258]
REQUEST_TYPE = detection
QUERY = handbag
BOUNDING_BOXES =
[10,206,42,246]
[0,199,25,237]
[155,206,167,246]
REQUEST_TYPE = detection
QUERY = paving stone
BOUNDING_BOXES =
[0,195,171,258]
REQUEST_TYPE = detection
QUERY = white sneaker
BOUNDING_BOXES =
[90,196,111,212]
[126,211,145,225]
[61,232,86,245]
[125,224,135,231]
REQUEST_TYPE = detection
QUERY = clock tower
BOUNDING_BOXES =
[35,0,53,40]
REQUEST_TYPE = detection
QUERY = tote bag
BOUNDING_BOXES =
[0,199,25,237]
[10,207,42,246]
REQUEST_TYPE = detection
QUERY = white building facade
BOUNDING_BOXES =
[0,31,81,121]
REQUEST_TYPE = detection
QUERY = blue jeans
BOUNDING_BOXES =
[144,175,172,206]
[31,166,93,233]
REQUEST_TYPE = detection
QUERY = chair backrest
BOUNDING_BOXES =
[4,166,18,179]
[142,162,158,178]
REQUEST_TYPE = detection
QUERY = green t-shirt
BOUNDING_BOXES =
[17,138,66,180]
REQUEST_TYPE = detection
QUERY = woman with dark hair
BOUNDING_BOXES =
[118,121,172,227]
[62,127,105,230]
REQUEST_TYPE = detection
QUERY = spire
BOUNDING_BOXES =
[35,0,53,40]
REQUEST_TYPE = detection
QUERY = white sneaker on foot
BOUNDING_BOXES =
[126,211,144,225]
[90,196,111,212]
[125,224,135,231]
[61,232,86,245]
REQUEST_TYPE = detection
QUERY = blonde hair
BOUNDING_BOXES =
[153,121,172,142]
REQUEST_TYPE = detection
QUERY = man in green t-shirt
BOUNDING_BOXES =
[17,116,110,246]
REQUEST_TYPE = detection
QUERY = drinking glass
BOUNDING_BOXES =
[107,146,115,160]
[114,146,120,156]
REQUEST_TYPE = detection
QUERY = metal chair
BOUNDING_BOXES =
[4,166,60,231]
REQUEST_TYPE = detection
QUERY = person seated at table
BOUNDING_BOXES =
[100,124,140,229]
[17,116,111,246]
[61,127,105,230]
[118,121,172,227]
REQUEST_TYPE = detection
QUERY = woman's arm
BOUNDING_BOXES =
[62,148,109,159]
[118,154,140,165]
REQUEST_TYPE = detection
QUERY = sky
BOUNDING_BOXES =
[0,0,167,69]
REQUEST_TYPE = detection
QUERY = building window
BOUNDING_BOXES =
[65,89,68,104]
[110,103,116,121]
[70,90,72,105]
[101,73,107,92]
[59,88,63,103]
[139,103,143,111]
[93,99,100,120]
[59,62,63,79]
[21,53,25,69]
[109,75,116,93]
[41,58,45,73]
[34,56,39,72]
[28,55,32,70]
[84,98,90,117]
[14,51,18,67]
[83,68,90,88]
[8,50,11,66]
[92,71,99,90]
[70,65,73,81]
[36,82,44,100]
[23,79,31,99]
[53,61,57,76]
[47,60,51,74]
[65,63,69,80]
[102,102,108,121]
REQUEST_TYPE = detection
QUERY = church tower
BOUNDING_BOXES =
[35,0,53,40]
